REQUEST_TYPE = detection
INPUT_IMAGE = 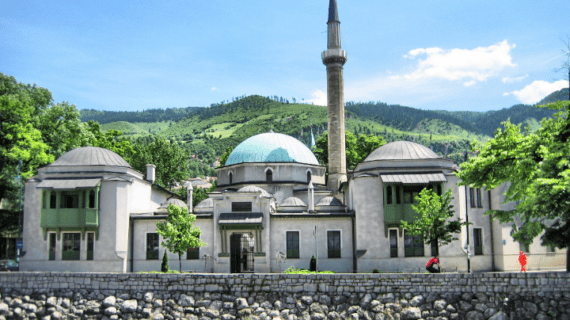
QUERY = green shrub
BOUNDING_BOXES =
[161,251,169,272]
[309,255,317,271]
[284,266,334,274]
[372,269,380,273]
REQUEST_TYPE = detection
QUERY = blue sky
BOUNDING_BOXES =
[2,1,569,112]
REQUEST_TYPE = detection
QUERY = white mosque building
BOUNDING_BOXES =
[19,0,566,273]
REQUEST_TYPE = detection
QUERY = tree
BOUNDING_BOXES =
[400,188,467,252]
[161,251,169,272]
[219,146,234,167]
[130,136,188,188]
[156,203,206,272]
[314,131,386,170]
[457,100,570,272]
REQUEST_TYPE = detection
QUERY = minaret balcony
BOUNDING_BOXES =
[322,49,347,65]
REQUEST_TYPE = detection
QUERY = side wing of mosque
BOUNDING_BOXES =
[19,0,566,273]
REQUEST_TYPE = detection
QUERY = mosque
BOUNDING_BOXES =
[20,0,565,273]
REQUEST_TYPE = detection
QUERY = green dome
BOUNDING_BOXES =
[225,132,319,166]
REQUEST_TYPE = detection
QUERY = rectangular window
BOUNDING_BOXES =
[48,233,56,261]
[61,192,79,209]
[232,202,252,212]
[389,230,398,258]
[519,242,530,253]
[546,245,555,253]
[395,186,401,204]
[469,188,476,208]
[403,186,423,204]
[431,240,439,257]
[286,231,300,259]
[87,233,94,260]
[327,231,341,258]
[476,189,482,208]
[62,233,80,260]
[386,186,393,205]
[186,235,200,260]
[473,228,483,255]
[42,191,47,209]
[146,233,159,260]
[404,230,424,257]
[50,193,57,209]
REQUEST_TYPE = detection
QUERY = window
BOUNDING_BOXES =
[48,233,56,261]
[307,171,312,183]
[476,189,482,208]
[327,231,341,258]
[431,240,439,257]
[546,245,556,253]
[146,233,159,260]
[403,186,422,204]
[469,188,476,208]
[395,186,401,204]
[286,231,300,259]
[50,193,57,209]
[232,202,252,212]
[62,233,80,260]
[386,186,393,205]
[187,235,200,260]
[87,233,94,260]
[473,228,483,255]
[436,184,442,196]
[519,242,529,253]
[61,192,79,209]
[404,230,424,257]
[266,169,273,182]
[88,190,96,209]
[229,172,233,185]
[42,191,48,209]
[389,230,398,258]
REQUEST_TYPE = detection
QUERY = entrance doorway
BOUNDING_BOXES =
[230,233,255,273]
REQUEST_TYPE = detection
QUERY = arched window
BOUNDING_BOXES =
[307,171,312,184]
[266,169,273,182]
[386,186,393,205]
[395,186,401,204]
[229,172,233,185]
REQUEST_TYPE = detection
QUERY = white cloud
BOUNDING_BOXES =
[305,90,327,106]
[402,40,516,87]
[505,80,567,104]
[502,74,528,83]
[211,87,217,91]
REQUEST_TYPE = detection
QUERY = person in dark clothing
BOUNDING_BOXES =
[426,255,442,273]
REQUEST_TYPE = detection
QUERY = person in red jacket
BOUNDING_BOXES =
[426,255,442,273]
[519,251,527,272]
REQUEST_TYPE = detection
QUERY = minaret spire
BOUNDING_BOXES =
[322,0,347,191]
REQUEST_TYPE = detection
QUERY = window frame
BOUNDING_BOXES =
[327,230,342,259]
[476,188,483,208]
[62,233,81,261]
[473,228,483,255]
[285,231,300,259]
[265,168,273,183]
[389,229,398,258]
[469,188,476,208]
[232,202,253,212]
[146,233,160,260]
[404,230,424,257]
[386,186,393,205]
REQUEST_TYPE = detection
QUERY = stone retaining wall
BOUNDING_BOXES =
[1,272,569,320]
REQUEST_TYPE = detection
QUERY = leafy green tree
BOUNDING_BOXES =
[156,204,205,272]
[130,136,188,188]
[219,146,234,167]
[400,188,467,253]
[314,131,386,170]
[82,121,135,163]
[457,101,570,272]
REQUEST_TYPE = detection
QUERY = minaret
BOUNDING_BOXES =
[322,0,347,191]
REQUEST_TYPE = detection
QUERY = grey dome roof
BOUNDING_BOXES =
[279,197,307,207]
[159,198,187,209]
[364,141,440,162]
[237,185,273,198]
[50,146,132,168]
[225,132,319,166]
[195,198,214,208]
[316,196,343,206]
